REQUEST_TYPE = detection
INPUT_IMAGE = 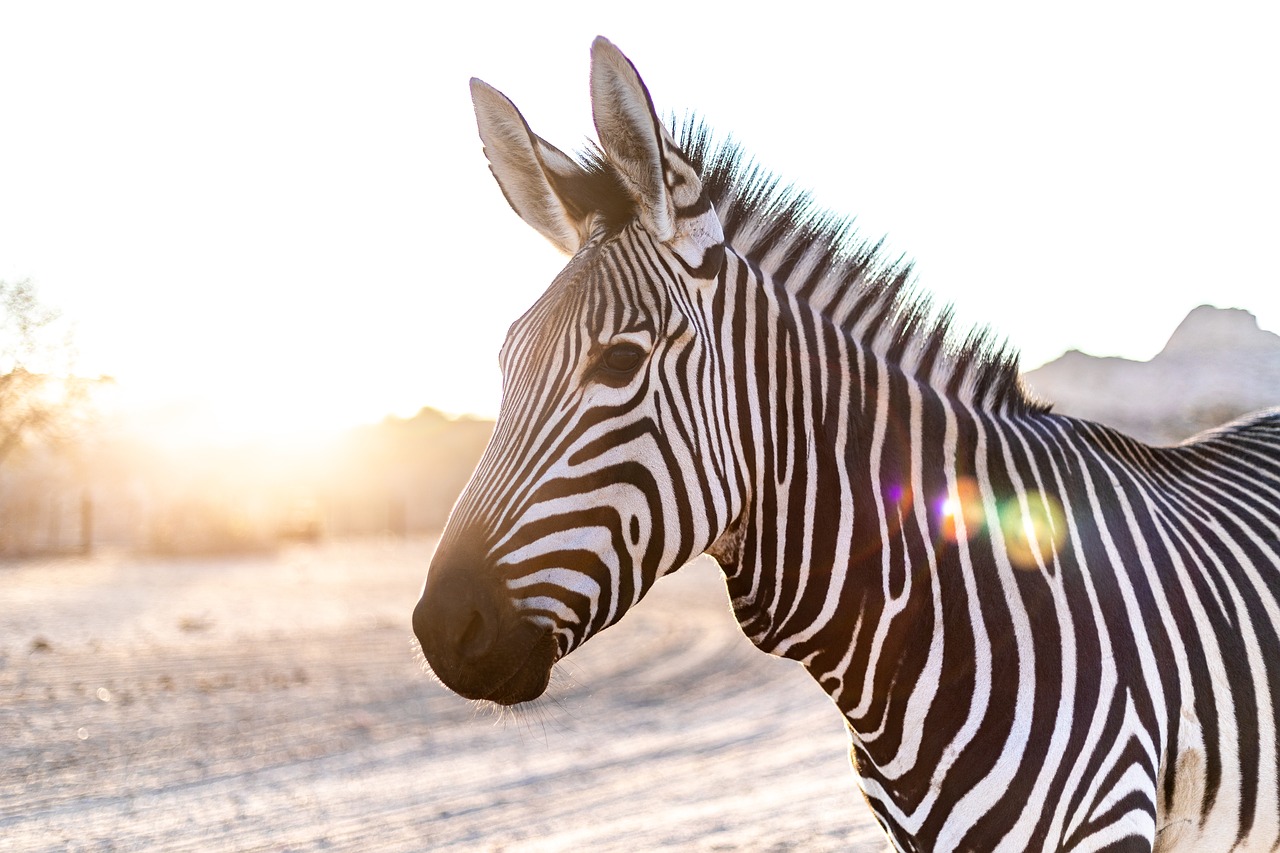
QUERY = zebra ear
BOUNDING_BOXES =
[589,37,724,278]
[471,78,591,255]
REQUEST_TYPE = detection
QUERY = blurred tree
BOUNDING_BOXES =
[0,279,104,466]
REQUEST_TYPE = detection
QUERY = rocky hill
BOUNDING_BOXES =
[1022,305,1280,445]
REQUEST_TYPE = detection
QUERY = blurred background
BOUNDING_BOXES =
[1,1,1277,851]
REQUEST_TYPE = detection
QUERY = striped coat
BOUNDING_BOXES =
[414,37,1280,851]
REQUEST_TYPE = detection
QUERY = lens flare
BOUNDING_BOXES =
[940,477,985,542]
[998,491,1067,571]
[885,483,914,519]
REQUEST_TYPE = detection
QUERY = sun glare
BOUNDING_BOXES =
[1000,492,1068,571]
[939,477,985,543]
[936,479,1067,571]
[97,387,391,453]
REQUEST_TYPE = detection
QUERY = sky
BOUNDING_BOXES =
[1,2,1277,441]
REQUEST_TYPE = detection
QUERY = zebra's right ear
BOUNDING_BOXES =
[471,78,590,255]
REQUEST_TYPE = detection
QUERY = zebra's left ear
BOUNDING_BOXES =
[590,37,724,279]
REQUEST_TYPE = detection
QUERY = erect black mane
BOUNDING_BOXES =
[572,120,1050,417]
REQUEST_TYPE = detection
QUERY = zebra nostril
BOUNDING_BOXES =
[458,610,491,661]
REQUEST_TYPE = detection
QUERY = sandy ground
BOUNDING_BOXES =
[1,538,889,851]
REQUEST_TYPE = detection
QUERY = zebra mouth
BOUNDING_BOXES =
[430,621,559,707]
[480,629,558,706]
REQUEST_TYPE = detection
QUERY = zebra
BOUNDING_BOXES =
[412,37,1280,852]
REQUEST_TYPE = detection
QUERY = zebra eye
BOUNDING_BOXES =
[600,343,645,376]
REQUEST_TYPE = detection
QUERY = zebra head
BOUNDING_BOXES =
[414,38,740,705]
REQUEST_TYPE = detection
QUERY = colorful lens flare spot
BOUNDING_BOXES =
[939,477,985,542]
[998,492,1068,571]
[885,484,914,514]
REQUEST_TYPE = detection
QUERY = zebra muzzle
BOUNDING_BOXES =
[413,550,557,705]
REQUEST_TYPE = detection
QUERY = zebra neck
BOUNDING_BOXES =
[708,260,955,667]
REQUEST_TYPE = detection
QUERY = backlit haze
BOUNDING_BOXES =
[2,2,1277,444]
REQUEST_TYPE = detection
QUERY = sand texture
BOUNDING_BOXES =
[2,539,888,851]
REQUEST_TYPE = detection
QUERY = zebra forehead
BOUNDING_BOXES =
[517,240,665,333]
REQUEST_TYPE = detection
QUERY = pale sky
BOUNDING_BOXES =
[1,2,1277,441]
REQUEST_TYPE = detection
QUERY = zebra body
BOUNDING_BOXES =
[413,38,1280,852]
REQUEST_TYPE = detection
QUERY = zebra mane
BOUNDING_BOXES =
[577,121,1050,416]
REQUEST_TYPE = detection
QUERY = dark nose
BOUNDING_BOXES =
[413,545,503,676]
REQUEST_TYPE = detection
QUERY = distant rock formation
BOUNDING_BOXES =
[1022,305,1280,445]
